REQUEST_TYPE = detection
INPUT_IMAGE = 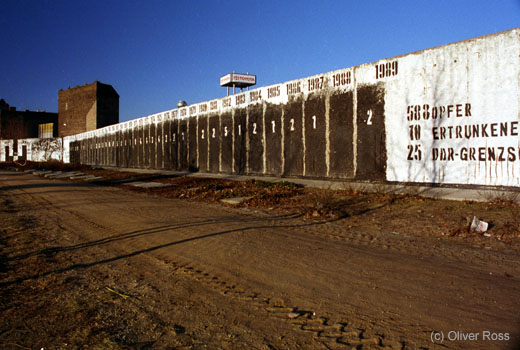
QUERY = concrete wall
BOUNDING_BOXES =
[0,139,14,162]
[7,29,520,188]
[1,138,62,163]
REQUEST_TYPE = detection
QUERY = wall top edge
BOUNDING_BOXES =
[356,27,519,69]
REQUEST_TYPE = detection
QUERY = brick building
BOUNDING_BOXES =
[0,99,58,139]
[58,81,119,137]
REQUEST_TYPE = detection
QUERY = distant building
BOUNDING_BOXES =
[0,99,9,111]
[0,99,58,139]
[58,81,119,137]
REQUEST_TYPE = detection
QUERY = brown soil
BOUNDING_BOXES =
[1,166,520,349]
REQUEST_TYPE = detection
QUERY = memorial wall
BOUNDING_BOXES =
[4,29,519,188]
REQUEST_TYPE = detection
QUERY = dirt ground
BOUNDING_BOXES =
[1,164,520,349]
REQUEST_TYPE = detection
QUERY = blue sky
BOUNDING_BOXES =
[1,0,519,122]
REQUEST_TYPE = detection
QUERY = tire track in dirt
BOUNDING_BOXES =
[151,257,409,350]
[7,183,411,349]
[285,219,520,270]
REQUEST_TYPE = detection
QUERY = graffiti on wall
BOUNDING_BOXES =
[0,138,63,163]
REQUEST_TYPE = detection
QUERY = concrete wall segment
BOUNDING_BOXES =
[220,112,233,173]
[384,28,520,186]
[4,138,64,162]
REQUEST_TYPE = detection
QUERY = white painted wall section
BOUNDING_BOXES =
[385,29,520,186]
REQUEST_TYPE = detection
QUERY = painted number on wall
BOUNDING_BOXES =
[332,71,351,87]
[407,144,422,161]
[250,90,262,102]
[366,110,373,125]
[308,76,324,92]
[287,82,301,95]
[235,94,246,105]
[268,86,281,98]
[409,124,421,141]
[222,97,231,108]
[375,60,398,79]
